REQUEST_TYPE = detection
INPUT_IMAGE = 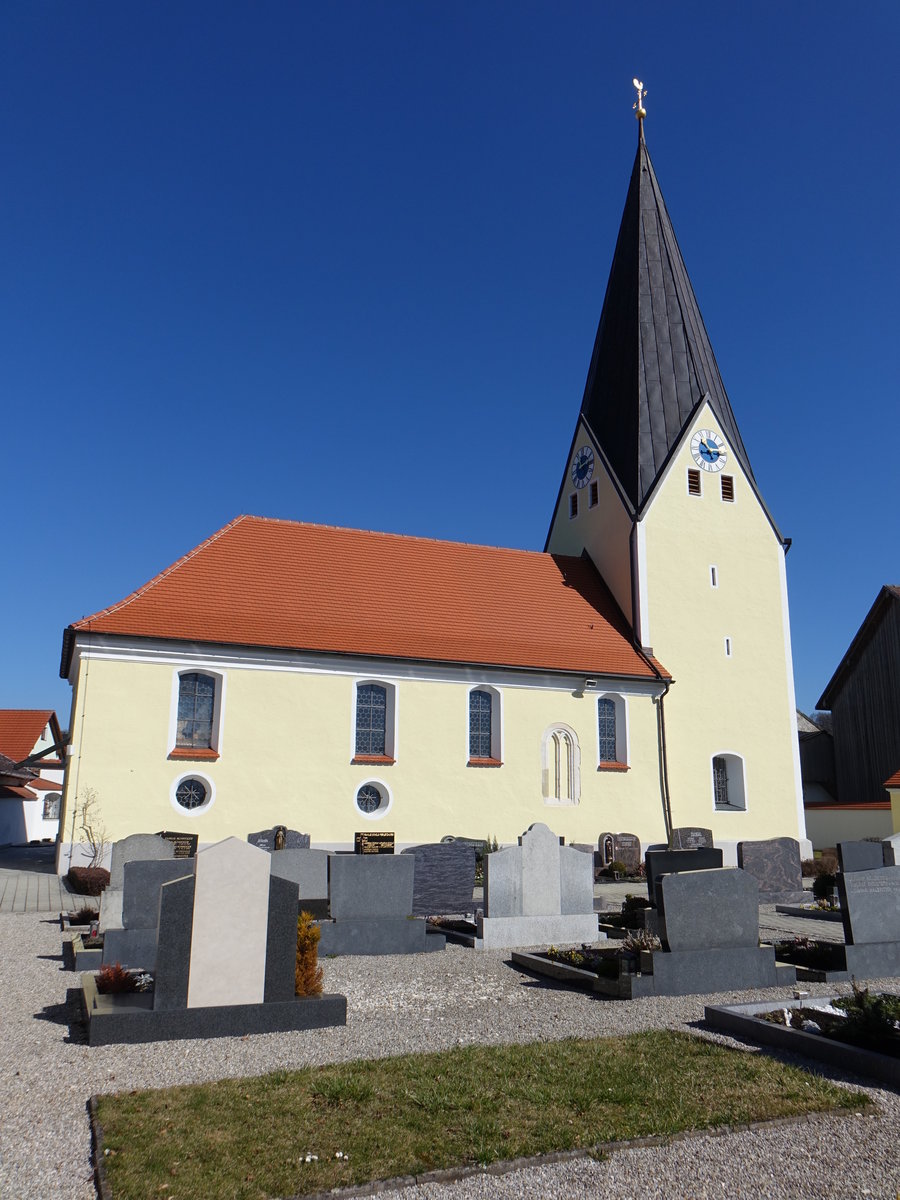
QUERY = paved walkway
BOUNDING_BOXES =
[0,845,75,914]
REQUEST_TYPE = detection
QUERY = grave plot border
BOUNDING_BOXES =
[80,973,347,1046]
[705,996,900,1088]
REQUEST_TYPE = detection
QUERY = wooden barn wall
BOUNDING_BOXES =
[831,603,900,806]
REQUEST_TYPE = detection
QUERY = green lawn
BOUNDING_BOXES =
[95,1030,868,1200]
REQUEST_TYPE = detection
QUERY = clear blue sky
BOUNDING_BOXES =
[2,2,897,724]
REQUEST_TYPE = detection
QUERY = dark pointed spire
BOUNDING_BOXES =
[579,134,754,513]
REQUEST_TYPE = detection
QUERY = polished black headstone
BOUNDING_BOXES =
[153,875,196,1011]
[401,842,476,915]
[837,841,886,874]
[645,848,723,904]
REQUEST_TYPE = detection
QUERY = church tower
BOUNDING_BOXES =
[547,92,807,853]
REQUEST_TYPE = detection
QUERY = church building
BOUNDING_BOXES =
[56,112,808,871]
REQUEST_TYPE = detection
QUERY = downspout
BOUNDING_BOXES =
[654,680,673,842]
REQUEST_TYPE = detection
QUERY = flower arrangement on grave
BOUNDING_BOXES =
[296,911,324,997]
[95,963,153,994]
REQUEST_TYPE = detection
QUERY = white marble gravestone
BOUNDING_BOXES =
[187,837,271,1009]
[478,823,598,949]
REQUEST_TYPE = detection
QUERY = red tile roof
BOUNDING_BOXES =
[0,711,55,762]
[885,769,900,788]
[63,516,668,681]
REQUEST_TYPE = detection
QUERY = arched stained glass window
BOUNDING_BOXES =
[176,673,215,749]
[469,689,493,759]
[598,698,617,762]
[355,684,387,756]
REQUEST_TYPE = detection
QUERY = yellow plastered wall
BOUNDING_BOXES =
[640,403,804,841]
[60,653,669,854]
[803,806,894,851]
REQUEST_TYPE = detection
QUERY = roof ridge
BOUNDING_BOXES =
[238,514,551,559]
[73,515,249,629]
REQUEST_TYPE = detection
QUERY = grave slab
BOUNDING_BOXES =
[329,854,414,920]
[109,834,175,889]
[269,848,329,902]
[669,827,714,851]
[837,865,900,945]
[401,842,477,916]
[660,869,758,952]
[644,848,723,905]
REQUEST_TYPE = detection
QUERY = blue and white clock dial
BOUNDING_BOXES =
[690,429,727,473]
[571,445,594,489]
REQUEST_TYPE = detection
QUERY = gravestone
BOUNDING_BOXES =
[836,865,900,977]
[355,831,395,854]
[669,827,714,851]
[401,842,477,916]
[269,848,329,916]
[597,832,642,872]
[737,837,806,904]
[103,858,197,970]
[85,836,347,1044]
[155,830,199,858]
[837,841,886,874]
[477,823,599,949]
[317,853,444,955]
[644,847,723,907]
[99,834,176,932]
[248,826,310,852]
[645,868,787,994]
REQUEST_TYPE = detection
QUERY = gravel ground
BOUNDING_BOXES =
[1,911,898,1200]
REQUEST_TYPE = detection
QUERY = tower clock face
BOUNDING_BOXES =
[571,445,594,489]
[690,430,727,472]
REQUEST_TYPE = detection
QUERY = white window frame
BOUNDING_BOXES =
[169,770,216,817]
[466,684,503,763]
[168,668,226,756]
[711,752,747,812]
[596,692,628,766]
[353,777,393,821]
[541,724,581,806]
[351,679,398,762]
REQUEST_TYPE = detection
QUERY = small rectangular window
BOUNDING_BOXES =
[588,480,598,508]
[725,637,732,657]
[721,475,735,502]
[569,493,578,518]
[687,469,701,496]
[710,566,718,588]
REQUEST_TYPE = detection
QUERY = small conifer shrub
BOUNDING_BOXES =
[296,911,324,997]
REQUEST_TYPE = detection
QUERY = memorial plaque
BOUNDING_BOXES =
[156,830,199,859]
[247,826,310,852]
[670,827,714,851]
[355,831,395,855]
[613,833,642,873]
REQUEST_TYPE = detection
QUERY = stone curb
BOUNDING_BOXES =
[86,1091,858,1200]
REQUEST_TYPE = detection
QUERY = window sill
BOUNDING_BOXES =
[597,762,629,772]
[467,758,503,768]
[352,755,395,766]
[169,747,219,762]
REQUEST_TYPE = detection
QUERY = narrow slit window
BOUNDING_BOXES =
[710,566,718,588]
[569,493,578,518]
[721,475,735,502]
[588,480,599,508]
[687,469,701,496]
[725,637,732,657]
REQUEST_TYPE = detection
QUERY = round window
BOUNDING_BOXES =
[356,784,382,815]
[175,777,209,811]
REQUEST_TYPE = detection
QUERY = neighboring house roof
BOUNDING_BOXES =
[885,769,900,788]
[796,710,823,736]
[575,132,754,514]
[0,751,35,784]
[0,710,59,764]
[61,515,670,682]
[817,586,900,709]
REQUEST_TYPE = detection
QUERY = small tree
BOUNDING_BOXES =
[295,911,324,997]
[75,786,109,869]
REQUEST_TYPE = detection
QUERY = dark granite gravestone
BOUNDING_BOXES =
[318,853,443,955]
[640,867,786,994]
[354,831,395,854]
[736,837,806,904]
[612,833,642,873]
[269,848,329,916]
[400,842,477,916]
[837,841,886,874]
[103,859,196,970]
[669,827,714,851]
[248,827,310,852]
[156,830,199,858]
[835,865,900,978]
[644,848,723,906]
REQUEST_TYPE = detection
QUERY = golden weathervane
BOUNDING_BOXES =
[632,78,647,122]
